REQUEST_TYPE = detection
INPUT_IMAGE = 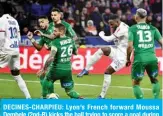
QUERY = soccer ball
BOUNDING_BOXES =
[47,93,59,99]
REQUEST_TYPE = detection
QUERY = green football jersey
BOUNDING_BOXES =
[49,20,76,38]
[38,25,54,47]
[50,36,77,70]
[129,23,162,62]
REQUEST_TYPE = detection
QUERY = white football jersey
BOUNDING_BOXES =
[112,22,129,55]
[0,14,20,55]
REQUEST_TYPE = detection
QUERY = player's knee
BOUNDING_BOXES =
[132,79,141,86]
[105,66,115,74]
[11,70,20,76]
[101,47,111,56]
[150,78,158,84]
[148,71,158,80]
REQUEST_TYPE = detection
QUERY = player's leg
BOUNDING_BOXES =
[39,69,54,95]
[99,59,125,98]
[9,55,31,99]
[77,47,112,77]
[61,70,83,99]
[42,67,55,98]
[42,78,54,99]
[146,61,160,99]
[131,62,145,99]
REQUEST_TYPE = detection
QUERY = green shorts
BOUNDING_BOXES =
[132,61,158,80]
[45,67,74,90]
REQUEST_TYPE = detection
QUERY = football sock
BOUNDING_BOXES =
[65,89,80,99]
[13,75,31,99]
[100,74,111,98]
[85,49,103,70]
[133,85,144,99]
[152,82,160,99]
[40,76,54,94]
[48,81,54,93]
[42,79,52,98]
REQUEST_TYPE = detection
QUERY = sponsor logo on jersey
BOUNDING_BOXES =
[10,41,19,48]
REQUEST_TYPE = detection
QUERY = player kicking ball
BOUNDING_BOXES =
[39,24,83,99]
[0,12,31,99]
[126,8,162,99]
[77,14,129,99]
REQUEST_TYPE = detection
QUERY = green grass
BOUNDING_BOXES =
[0,73,162,99]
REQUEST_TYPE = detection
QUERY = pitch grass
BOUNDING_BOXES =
[0,73,162,99]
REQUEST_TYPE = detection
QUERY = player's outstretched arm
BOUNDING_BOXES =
[126,41,133,67]
[27,32,43,51]
[34,30,56,40]
[99,31,116,42]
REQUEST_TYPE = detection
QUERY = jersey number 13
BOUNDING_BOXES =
[137,30,152,42]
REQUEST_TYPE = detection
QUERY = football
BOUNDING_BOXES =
[47,93,59,99]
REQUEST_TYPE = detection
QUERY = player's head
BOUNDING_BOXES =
[53,23,66,37]
[38,16,49,29]
[2,7,14,16]
[135,8,147,23]
[108,14,120,28]
[51,8,61,23]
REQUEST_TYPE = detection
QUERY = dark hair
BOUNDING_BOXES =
[38,16,48,19]
[55,23,65,32]
[109,14,120,20]
[51,8,61,13]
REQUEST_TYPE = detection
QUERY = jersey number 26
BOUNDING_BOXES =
[61,45,73,57]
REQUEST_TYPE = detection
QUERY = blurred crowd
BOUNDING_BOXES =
[0,0,162,37]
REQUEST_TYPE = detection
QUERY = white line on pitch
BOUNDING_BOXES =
[0,78,162,91]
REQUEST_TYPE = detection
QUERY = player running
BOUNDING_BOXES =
[126,8,162,99]
[77,14,129,99]
[0,13,31,99]
[40,24,82,99]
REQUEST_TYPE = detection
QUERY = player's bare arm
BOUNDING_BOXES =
[27,31,43,51]
[157,38,163,48]
[37,47,56,77]
[43,47,57,71]
[99,31,116,42]
[34,30,56,40]
[126,41,133,67]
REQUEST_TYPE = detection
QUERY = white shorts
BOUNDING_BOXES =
[109,46,126,71]
[0,54,20,70]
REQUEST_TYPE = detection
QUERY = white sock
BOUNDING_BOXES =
[85,49,103,70]
[100,74,111,98]
[13,75,31,99]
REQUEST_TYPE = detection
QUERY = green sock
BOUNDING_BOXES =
[66,89,81,99]
[40,76,54,96]
[48,81,54,93]
[42,79,51,98]
[133,85,144,99]
[152,82,160,99]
